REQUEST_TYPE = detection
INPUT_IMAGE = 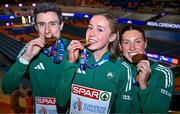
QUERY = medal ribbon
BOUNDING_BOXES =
[79,49,89,70]
[79,49,110,70]
[43,39,64,64]
[88,56,110,69]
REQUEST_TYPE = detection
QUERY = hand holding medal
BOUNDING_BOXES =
[78,39,91,71]
[43,36,65,64]
[132,54,151,89]
[67,39,91,63]
[132,54,148,65]
[67,39,91,72]
[78,39,91,48]
[21,36,46,62]
[78,39,109,71]
[44,36,56,47]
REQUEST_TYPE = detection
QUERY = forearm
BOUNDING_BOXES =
[56,61,77,107]
[2,60,28,94]
[112,77,132,113]
[139,80,174,113]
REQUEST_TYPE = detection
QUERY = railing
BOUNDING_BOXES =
[0,33,25,61]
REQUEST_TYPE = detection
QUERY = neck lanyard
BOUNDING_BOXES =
[132,72,140,86]
[132,77,139,86]
[43,39,64,64]
[88,56,110,69]
[79,49,110,70]
[79,49,89,70]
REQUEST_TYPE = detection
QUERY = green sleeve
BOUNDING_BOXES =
[111,68,132,113]
[139,66,174,113]
[56,61,78,107]
[2,60,28,94]
[61,37,70,48]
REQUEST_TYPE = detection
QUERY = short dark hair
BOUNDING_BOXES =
[33,2,63,25]
[119,24,146,44]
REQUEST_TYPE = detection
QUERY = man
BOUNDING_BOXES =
[2,2,69,113]
[117,24,174,113]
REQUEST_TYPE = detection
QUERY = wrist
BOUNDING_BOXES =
[68,56,77,63]
[68,59,76,63]
[19,56,30,65]
[139,82,148,90]
[21,53,32,62]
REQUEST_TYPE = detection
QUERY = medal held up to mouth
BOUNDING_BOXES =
[44,36,57,47]
[78,39,92,47]
[43,36,65,64]
[78,39,92,71]
[132,54,148,64]
[132,54,148,85]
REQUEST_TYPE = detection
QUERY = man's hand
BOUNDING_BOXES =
[22,37,45,62]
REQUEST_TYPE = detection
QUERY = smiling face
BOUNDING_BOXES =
[86,15,116,55]
[120,30,147,63]
[35,11,63,39]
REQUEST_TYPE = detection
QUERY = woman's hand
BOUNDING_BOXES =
[136,60,151,89]
[67,40,84,63]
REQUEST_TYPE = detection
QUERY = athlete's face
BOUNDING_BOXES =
[120,30,147,62]
[86,15,116,53]
[35,11,63,39]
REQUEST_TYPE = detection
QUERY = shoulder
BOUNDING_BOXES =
[114,60,132,72]
[109,60,129,79]
[61,37,70,47]
[151,62,173,75]
[151,62,174,88]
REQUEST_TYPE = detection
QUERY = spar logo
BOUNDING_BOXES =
[36,97,56,105]
[100,92,110,101]
[72,84,100,100]
[72,84,110,101]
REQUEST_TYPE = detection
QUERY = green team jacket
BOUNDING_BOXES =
[56,51,132,113]
[115,59,174,113]
[2,38,69,98]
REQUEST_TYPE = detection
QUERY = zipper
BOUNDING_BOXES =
[90,67,97,88]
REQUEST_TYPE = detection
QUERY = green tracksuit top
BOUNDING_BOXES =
[116,60,174,113]
[2,38,69,98]
[56,51,132,113]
